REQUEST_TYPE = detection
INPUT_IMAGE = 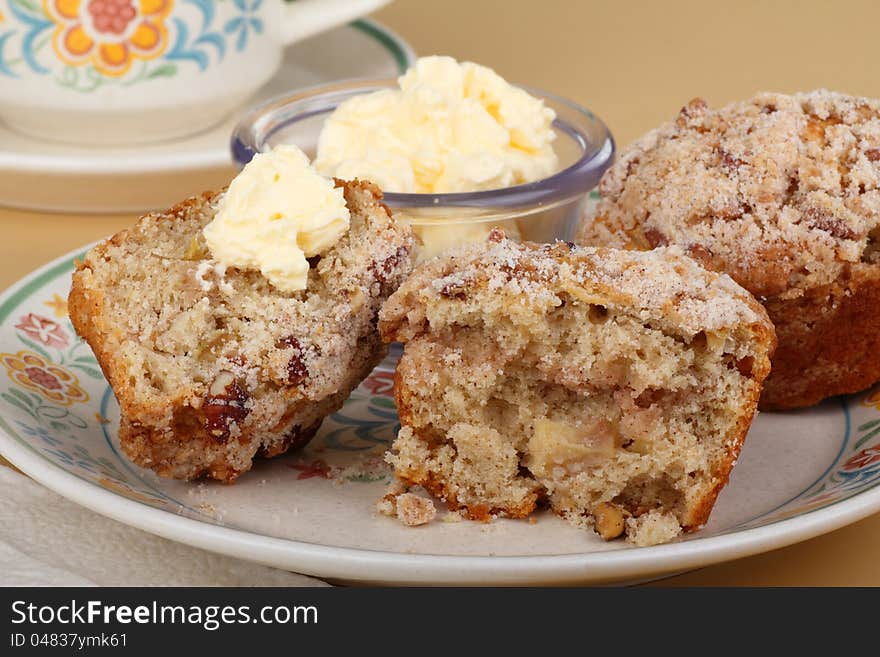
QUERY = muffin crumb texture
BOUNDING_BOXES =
[69,180,413,482]
[380,236,775,545]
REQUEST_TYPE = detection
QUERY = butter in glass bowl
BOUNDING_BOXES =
[231,57,615,260]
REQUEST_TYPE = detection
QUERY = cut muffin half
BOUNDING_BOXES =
[379,233,775,545]
[70,180,414,482]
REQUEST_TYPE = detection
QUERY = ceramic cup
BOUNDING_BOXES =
[0,0,388,144]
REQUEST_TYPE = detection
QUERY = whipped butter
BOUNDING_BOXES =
[314,56,559,194]
[203,145,350,292]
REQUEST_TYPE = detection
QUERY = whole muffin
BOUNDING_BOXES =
[70,180,414,482]
[379,233,775,545]
[577,90,880,410]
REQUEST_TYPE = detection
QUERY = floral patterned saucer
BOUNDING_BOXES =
[2,246,880,585]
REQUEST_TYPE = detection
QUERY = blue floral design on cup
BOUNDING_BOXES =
[225,0,264,52]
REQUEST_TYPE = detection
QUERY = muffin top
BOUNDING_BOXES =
[379,231,770,345]
[577,90,880,298]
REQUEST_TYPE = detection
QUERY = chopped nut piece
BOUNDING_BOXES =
[801,205,858,240]
[204,371,250,441]
[676,97,708,127]
[208,370,236,396]
[593,502,626,541]
[347,288,366,312]
[372,245,410,289]
[274,336,309,385]
[704,330,729,353]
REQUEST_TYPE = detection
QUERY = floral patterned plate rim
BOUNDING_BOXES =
[2,245,880,585]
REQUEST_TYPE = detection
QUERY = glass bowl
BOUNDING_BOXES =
[231,79,615,259]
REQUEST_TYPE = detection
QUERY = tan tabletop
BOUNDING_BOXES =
[2,0,879,586]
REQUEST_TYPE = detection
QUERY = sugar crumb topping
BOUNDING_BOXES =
[581,89,880,298]
[407,237,764,336]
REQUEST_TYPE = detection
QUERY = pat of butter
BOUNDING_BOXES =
[203,145,350,292]
[314,56,558,194]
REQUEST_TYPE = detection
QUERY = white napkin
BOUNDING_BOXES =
[0,466,328,587]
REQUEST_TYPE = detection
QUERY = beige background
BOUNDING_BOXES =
[2,0,879,585]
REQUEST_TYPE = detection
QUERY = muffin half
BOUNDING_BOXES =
[379,233,775,545]
[70,180,414,482]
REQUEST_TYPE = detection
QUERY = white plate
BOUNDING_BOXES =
[2,246,880,585]
[0,19,415,214]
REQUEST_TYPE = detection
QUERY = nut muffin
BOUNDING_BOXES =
[577,90,880,409]
[379,233,775,545]
[70,180,414,482]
